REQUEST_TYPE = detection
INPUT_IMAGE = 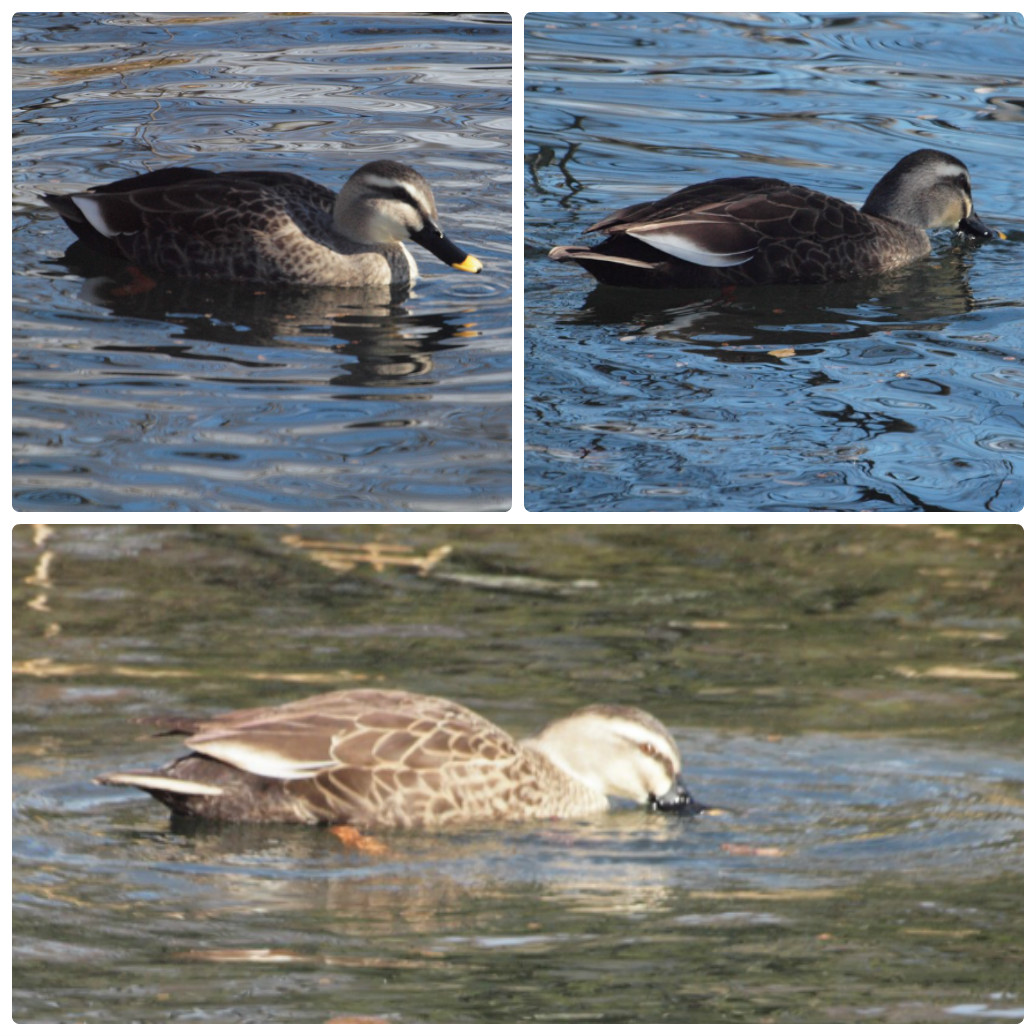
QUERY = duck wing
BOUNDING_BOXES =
[42,167,218,256]
[552,176,896,287]
[182,688,520,782]
[45,169,337,278]
[585,176,790,233]
[588,177,816,269]
[169,688,535,826]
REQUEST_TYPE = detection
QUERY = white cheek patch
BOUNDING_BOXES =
[628,227,755,267]
[943,198,968,227]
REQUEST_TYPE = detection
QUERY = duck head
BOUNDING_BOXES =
[862,149,997,238]
[334,160,483,272]
[527,703,706,815]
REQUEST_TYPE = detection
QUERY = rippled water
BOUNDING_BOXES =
[13,525,1023,1022]
[525,12,1022,512]
[14,12,511,511]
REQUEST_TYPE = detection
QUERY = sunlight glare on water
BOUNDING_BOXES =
[13,525,1023,1022]
[525,12,1022,512]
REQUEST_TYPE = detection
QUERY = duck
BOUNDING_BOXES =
[548,149,999,288]
[95,688,706,829]
[43,161,483,287]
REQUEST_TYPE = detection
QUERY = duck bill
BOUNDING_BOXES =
[649,776,708,816]
[410,221,483,272]
[958,210,1001,240]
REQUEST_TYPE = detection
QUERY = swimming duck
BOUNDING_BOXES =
[96,688,704,829]
[43,161,483,287]
[548,149,997,288]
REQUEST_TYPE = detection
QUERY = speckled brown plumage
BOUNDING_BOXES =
[549,150,996,289]
[97,688,704,829]
[43,162,482,287]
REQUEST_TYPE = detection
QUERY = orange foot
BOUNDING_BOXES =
[109,267,158,297]
[330,824,388,855]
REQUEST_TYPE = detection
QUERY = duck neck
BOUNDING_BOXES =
[521,739,610,813]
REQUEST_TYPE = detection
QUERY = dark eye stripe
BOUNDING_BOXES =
[361,176,422,211]
[639,740,675,778]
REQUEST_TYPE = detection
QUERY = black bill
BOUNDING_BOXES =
[410,220,483,272]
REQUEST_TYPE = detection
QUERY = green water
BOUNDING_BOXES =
[13,524,1022,1022]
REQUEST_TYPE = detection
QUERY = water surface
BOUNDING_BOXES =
[14,12,512,511]
[13,524,1022,1022]
[525,12,1022,512]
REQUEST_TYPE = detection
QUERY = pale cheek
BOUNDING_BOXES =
[943,200,968,227]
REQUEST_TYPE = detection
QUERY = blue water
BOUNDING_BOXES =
[14,12,512,512]
[525,12,1022,512]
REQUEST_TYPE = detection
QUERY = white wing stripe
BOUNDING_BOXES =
[628,228,754,268]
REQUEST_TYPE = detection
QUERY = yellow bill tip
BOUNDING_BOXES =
[452,254,483,274]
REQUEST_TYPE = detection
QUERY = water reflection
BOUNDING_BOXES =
[15,11,511,512]
[554,244,997,348]
[525,12,1021,512]
[13,524,1023,1022]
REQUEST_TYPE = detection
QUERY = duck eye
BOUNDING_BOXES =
[390,186,418,207]
[640,741,676,777]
